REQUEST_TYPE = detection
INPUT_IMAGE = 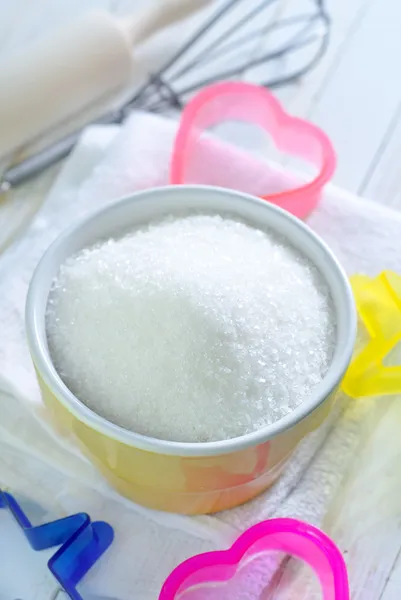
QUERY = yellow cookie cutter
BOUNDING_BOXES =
[342,270,401,397]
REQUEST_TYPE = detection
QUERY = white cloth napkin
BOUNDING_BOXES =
[1,111,401,598]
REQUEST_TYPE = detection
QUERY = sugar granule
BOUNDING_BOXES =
[46,214,335,443]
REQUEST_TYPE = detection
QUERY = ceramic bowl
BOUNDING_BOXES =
[26,185,356,514]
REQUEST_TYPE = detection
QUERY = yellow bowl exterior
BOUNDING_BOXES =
[36,367,336,514]
[27,186,355,515]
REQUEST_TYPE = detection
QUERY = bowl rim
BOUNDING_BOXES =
[26,184,356,457]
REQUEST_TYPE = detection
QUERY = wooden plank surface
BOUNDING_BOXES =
[1,0,401,205]
[305,0,401,195]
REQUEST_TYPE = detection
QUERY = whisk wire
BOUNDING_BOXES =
[169,0,278,81]
[141,0,329,110]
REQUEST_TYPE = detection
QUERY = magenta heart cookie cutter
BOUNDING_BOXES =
[159,518,349,600]
[170,82,336,219]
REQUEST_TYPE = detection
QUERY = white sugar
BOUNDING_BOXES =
[46,214,335,443]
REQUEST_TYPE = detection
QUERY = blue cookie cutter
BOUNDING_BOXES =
[0,489,114,599]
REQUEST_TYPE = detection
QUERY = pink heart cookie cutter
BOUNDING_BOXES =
[159,518,349,600]
[170,82,336,219]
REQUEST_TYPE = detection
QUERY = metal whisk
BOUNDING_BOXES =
[1,0,329,192]
[135,0,330,112]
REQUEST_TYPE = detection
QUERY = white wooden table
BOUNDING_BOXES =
[1,0,401,598]
[2,0,401,205]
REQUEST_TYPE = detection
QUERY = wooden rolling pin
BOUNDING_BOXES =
[0,0,211,159]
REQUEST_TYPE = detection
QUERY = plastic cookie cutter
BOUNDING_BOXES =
[0,489,114,600]
[159,518,349,600]
[342,270,401,397]
[170,81,336,219]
